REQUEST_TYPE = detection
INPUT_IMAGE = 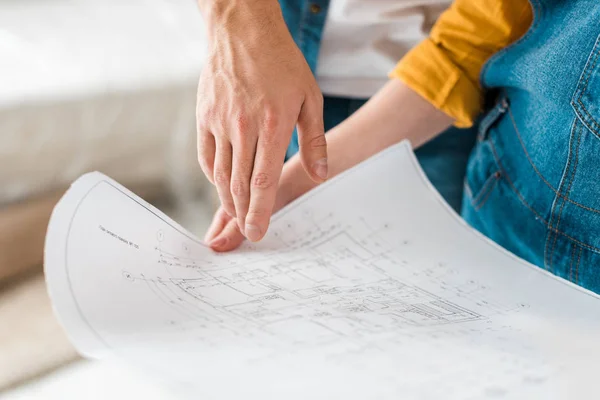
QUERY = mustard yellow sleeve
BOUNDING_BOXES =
[389,0,533,128]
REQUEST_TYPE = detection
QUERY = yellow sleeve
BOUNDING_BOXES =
[389,0,533,128]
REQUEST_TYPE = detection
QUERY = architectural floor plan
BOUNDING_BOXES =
[44,141,600,399]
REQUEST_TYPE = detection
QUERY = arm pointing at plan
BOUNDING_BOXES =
[195,0,328,243]
[200,0,533,251]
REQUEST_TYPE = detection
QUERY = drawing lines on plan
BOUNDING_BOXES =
[120,209,529,352]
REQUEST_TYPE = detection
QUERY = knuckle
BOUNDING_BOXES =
[236,156,254,173]
[196,120,211,137]
[261,126,282,147]
[196,119,208,133]
[230,179,249,197]
[231,132,253,152]
[246,207,267,220]
[235,113,250,136]
[197,133,213,150]
[308,133,327,149]
[206,105,218,119]
[202,110,226,135]
[195,100,206,115]
[214,170,230,186]
[213,121,227,137]
[262,107,280,132]
[196,104,213,123]
[252,172,274,190]
[313,91,324,108]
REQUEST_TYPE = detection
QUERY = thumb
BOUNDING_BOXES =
[297,94,328,183]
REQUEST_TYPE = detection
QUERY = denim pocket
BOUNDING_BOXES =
[571,33,600,140]
[464,98,506,209]
[464,141,502,210]
[477,96,509,142]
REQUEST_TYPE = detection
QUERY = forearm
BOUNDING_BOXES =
[275,80,453,208]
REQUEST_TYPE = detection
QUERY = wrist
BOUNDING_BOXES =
[198,0,284,40]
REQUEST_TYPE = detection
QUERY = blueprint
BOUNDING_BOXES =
[44,141,600,400]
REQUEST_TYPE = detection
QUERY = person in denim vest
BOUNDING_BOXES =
[203,0,600,295]
[196,0,476,244]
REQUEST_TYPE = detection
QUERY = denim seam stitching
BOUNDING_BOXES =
[548,122,581,271]
[577,43,600,129]
[555,229,600,254]
[478,99,507,142]
[489,140,547,224]
[580,39,600,92]
[555,230,600,254]
[464,180,474,199]
[569,245,575,283]
[471,170,501,206]
[508,107,600,214]
[489,138,600,254]
[576,100,600,137]
[474,176,500,211]
[479,0,541,88]
[544,121,579,269]
[573,35,600,138]
[549,123,582,273]
[576,247,583,284]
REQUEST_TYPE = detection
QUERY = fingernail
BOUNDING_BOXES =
[210,237,228,249]
[245,224,262,242]
[312,158,328,180]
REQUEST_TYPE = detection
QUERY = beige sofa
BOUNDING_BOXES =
[0,0,211,280]
[0,0,215,390]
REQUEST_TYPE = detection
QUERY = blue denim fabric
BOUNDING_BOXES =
[462,0,600,293]
[279,0,330,160]
[279,0,329,73]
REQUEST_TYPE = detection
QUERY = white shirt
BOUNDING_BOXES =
[316,0,450,98]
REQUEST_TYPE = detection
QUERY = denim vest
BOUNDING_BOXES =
[279,0,330,158]
[462,0,600,293]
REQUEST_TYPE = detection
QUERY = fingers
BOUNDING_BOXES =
[297,93,328,182]
[204,207,245,252]
[230,126,256,236]
[204,207,231,243]
[209,218,246,252]
[197,129,216,185]
[244,125,289,242]
[213,138,236,217]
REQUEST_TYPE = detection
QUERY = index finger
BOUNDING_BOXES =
[244,128,289,242]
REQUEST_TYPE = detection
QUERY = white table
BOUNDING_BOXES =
[1,360,183,400]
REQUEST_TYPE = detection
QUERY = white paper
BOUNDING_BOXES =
[44,141,600,400]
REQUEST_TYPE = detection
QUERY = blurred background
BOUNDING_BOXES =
[0,0,217,397]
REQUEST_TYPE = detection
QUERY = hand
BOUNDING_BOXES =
[204,79,454,253]
[204,154,312,252]
[196,0,328,244]
[204,206,246,252]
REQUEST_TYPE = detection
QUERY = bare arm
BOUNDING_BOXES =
[196,0,327,243]
[276,79,453,206]
[202,0,533,250]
